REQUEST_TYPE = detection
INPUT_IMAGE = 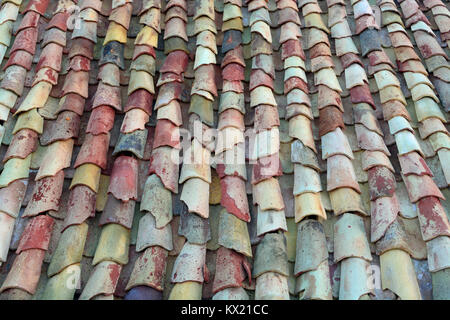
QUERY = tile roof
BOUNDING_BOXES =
[0,0,448,300]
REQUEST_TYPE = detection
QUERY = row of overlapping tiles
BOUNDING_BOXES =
[0,0,448,299]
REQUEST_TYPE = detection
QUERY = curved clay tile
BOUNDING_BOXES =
[16,215,54,254]
[148,146,179,193]
[14,11,40,35]
[3,50,33,71]
[403,173,444,203]
[318,106,345,137]
[62,185,96,230]
[0,249,46,294]
[126,246,168,292]
[124,89,153,114]
[326,154,361,193]
[170,242,207,283]
[99,195,135,229]
[0,179,27,218]
[212,247,251,293]
[217,108,245,131]
[120,108,149,133]
[22,170,64,218]
[254,104,279,131]
[251,153,282,184]
[107,156,138,202]
[10,26,38,55]
[367,166,396,200]
[136,213,173,251]
[45,11,70,32]
[79,261,123,300]
[281,38,305,60]
[3,129,38,162]
[220,175,250,222]
[417,196,450,241]
[74,133,110,169]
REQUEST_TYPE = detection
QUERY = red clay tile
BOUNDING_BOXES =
[148,147,179,193]
[59,93,86,116]
[355,14,379,34]
[153,119,180,149]
[69,38,95,60]
[340,52,363,69]
[68,55,91,72]
[222,63,245,81]
[74,133,110,169]
[160,50,189,75]
[349,84,375,108]
[45,11,70,32]
[165,0,187,12]
[15,11,40,35]
[24,0,50,15]
[220,175,250,222]
[254,104,280,131]
[415,31,447,59]
[124,89,153,115]
[192,64,218,96]
[133,44,156,60]
[3,129,38,162]
[252,54,275,79]
[278,7,301,25]
[108,156,139,202]
[422,0,442,8]
[327,154,361,193]
[403,171,445,203]
[109,3,132,29]
[86,105,116,135]
[92,82,122,111]
[319,106,345,137]
[368,166,396,200]
[125,246,167,293]
[397,59,428,75]
[32,67,59,86]
[10,27,38,55]
[249,69,274,91]
[251,153,283,184]
[80,0,102,11]
[218,108,245,131]
[61,70,89,98]
[63,185,96,230]
[212,247,251,294]
[17,214,54,254]
[36,43,63,72]
[221,46,245,68]
[99,195,135,229]
[370,194,400,242]
[381,100,411,121]
[284,76,308,94]
[311,55,334,72]
[398,152,433,177]
[367,50,396,68]
[223,80,244,93]
[4,50,33,71]
[394,46,421,63]
[0,179,27,218]
[23,170,65,218]
[158,72,184,85]
[317,85,343,111]
[405,10,430,27]
[309,43,332,59]
[281,39,305,60]
[418,197,450,241]
[155,82,183,109]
